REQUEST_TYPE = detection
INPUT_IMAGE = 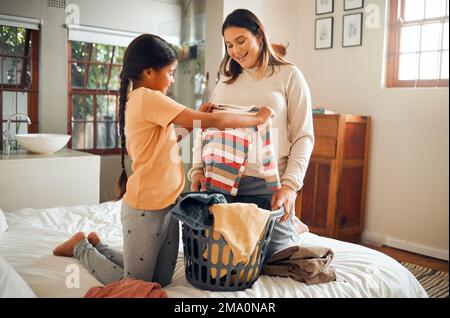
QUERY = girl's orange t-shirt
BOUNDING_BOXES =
[123,87,186,210]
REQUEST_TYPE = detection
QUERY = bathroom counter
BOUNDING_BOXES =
[0,148,97,160]
[0,149,100,211]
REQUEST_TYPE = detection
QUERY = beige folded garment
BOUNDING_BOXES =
[208,202,270,264]
[262,245,336,285]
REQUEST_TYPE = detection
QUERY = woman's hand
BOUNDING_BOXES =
[271,185,297,223]
[255,106,273,124]
[190,172,205,192]
[199,103,216,113]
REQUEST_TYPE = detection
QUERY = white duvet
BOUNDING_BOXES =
[0,200,427,298]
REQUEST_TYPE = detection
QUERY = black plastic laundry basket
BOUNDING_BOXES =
[181,198,283,291]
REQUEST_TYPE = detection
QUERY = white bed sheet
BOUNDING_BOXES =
[0,200,427,298]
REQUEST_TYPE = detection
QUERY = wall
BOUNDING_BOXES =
[0,0,181,202]
[205,0,224,94]
[296,0,449,260]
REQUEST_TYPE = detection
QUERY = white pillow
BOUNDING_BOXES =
[0,209,8,242]
[0,255,36,298]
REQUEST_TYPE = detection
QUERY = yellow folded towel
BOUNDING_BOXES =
[204,203,270,279]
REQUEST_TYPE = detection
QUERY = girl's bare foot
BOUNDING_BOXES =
[87,231,101,247]
[53,232,86,257]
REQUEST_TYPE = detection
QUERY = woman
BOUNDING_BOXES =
[188,9,314,258]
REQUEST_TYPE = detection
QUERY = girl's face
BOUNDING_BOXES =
[145,60,177,94]
[224,26,262,69]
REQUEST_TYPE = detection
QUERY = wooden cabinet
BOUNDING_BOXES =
[295,114,371,242]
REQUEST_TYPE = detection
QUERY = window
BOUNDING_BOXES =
[387,0,449,87]
[68,41,125,154]
[0,25,39,152]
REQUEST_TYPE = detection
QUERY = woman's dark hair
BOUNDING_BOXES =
[116,34,178,200]
[220,9,289,84]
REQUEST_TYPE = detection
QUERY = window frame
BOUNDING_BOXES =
[67,41,122,155]
[387,0,449,88]
[0,27,39,152]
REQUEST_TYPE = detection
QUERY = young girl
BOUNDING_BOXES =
[53,33,272,287]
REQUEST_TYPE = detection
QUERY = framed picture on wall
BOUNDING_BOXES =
[344,0,364,11]
[343,13,363,47]
[316,0,334,15]
[315,17,333,49]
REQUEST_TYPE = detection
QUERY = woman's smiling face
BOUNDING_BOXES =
[224,26,262,69]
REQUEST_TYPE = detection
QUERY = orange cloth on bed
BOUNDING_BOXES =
[84,278,167,298]
[204,203,270,279]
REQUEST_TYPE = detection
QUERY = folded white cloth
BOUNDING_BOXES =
[292,216,309,235]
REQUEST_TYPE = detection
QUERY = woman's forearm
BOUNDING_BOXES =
[281,135,314,191]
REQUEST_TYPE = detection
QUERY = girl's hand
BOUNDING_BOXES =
[199,103,216,113]
[256,106,273,123]
[190,172,205,192]
[271,185,297,223]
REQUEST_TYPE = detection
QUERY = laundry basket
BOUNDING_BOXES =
[181,197,284,291]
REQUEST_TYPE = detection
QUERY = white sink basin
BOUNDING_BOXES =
[15,134,71,154]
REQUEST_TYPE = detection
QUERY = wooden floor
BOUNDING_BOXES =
[361,243,449,273]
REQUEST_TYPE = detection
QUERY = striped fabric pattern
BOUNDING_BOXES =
[401,261,449,298]
[258,123,281,190]
[201,123,281,196]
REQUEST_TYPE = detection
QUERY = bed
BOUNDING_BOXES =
[0,200,427,298]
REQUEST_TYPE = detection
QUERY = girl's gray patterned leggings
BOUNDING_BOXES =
[74,201,179,287]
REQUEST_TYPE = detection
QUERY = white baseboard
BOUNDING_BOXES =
[361,231,385,246]
[362,231,449,261]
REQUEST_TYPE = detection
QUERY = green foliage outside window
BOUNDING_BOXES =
[69,41,125,151]
[1,25,35,152]
[70,41,124,91]
[1,26,26,56]
[1,26,31,86]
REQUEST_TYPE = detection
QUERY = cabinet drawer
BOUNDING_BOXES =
[312,137,336,158]
[313,118,339,137]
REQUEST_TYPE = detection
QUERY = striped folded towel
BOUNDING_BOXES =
[201,122,280,196]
